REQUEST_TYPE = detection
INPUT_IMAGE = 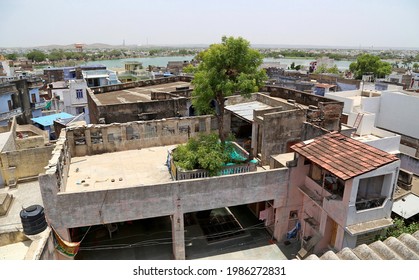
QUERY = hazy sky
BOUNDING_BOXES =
[1,0,418,48]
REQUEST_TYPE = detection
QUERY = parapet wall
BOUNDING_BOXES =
[90,76,193,94]
[66,115,219,157]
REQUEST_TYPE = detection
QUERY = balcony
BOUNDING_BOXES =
[31,100,47,110]
[0,107,23,122]
[355,196,386,211]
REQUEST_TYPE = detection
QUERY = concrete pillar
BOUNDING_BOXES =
[171,199,186,260]
[205,117,211,133]
[251,122,258,158]
[53,227,75,260]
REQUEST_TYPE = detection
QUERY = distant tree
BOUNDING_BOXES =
[314,64,340,75]
[349,54,391,79]
[413,63,419,72]
[48,49,65,61]
[289,62,295,70]
[191,36,267,143]
[326,65,340,74]
[26,50,46,62]
[5,53,17,61]
[313,64,328,74]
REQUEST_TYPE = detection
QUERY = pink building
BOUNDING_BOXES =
[276,132,400,258]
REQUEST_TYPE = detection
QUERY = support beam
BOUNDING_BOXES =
[171,211,185,260]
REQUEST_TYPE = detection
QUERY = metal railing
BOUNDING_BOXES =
[168,142,257,181]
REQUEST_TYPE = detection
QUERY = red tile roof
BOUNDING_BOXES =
[291,133,399,180]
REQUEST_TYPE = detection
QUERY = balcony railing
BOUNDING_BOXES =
[355,196,386,211]
[168,142,257,181]
[0,107,22,121]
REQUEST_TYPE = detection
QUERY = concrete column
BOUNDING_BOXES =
[251,122,258,158]
[171,211,185,260]
[205,117,211,133]
[53,227,75,260]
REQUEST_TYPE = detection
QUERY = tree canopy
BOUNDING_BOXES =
[349,54,392,80]
[314,64,340,75]
[26,49,46,62]
[191,36,267,142]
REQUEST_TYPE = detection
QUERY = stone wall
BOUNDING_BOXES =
[90,76,193,94]
[95,98,189,124]
[308,73,360,88]
[260,109,306,164]
[66,115,220,157]
[0,145,54,184]
[87,76,193,124]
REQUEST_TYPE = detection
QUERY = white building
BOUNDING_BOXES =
[48,80,90,124]
[325,89,419,157]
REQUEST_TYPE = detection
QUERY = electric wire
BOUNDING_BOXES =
[78,221,273,251]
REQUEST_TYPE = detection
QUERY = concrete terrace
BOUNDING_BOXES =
[66,145,177,192]
[93,81,192,105]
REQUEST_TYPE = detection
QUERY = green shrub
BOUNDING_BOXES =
[172,133,241,176]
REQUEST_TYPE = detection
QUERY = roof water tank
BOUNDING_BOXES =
[20,205,47,235]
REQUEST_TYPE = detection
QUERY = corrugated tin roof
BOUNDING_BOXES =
[304,230,419,260]
[291,132,399,181]
[393,193,419,219]
[31,112,74,127]
[225,101,272,122]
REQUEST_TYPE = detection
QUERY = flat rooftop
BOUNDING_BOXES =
[66,145,177,192]
[0,181,44,234]
[94,81,192,105]
[0,180,45,260]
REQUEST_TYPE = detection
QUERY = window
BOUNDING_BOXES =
[76,89,84,99]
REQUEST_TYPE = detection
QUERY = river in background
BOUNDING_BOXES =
[85,56,354,71]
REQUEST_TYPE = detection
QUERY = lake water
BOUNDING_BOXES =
[85,56,354,71]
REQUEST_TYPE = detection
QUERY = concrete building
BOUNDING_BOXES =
[43,65,106,84]
[117,62,152,82]
[0,82,21,127]
[0,117,53,188]
[281,133,400,258]
[31,112,74,140]
[325,89,419,157]
[88,76,193,124]
[225,93,306,165]
[82,69,120,88]
[37,115,296,260]
[45,80,90,124]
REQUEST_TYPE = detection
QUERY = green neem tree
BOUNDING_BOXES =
[26,49,46,62]
[349,53,391,80]
[191,36,267,143]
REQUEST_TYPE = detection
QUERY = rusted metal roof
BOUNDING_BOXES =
[291,132,399,180]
